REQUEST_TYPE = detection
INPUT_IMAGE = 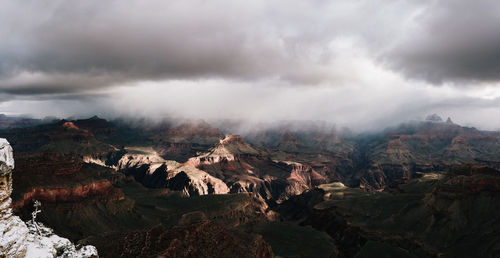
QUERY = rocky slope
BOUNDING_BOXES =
[0,138,98,257]
[75,188,278,257]
[91,215,273,258]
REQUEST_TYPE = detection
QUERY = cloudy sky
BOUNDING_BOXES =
[1,0,500,130]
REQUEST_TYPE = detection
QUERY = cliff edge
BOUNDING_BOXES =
[0,138,98,257]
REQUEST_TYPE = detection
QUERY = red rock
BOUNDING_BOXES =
[13,180,124,210]
[62,122,80,131]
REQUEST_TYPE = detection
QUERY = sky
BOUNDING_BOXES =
[1,0,500,130]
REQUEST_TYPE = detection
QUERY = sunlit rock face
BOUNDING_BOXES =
[0,138,98,258]
[186,135,327,201]
[116,146,230,196]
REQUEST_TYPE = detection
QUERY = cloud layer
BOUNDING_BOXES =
[1,0,500,130]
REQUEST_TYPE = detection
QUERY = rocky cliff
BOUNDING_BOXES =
[0,138,98,257]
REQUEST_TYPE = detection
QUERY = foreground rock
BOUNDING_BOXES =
[0,139,98,257]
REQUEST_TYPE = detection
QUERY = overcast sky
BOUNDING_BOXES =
[1,0,500,130]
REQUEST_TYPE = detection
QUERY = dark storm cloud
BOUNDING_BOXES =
[0,0,345,95]
[383,0,500,84]
[0,71,127,95]
[1,0,500,97]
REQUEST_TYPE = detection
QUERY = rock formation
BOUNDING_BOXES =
[0,138,98,257]
[116,147,229,196]
[187,135,328,201]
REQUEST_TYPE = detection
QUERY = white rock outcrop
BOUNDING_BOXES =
[0,138,98,258]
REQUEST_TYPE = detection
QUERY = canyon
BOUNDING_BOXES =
[0,114,499,257]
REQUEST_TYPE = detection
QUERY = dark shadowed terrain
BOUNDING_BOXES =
[1,114,500,257]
